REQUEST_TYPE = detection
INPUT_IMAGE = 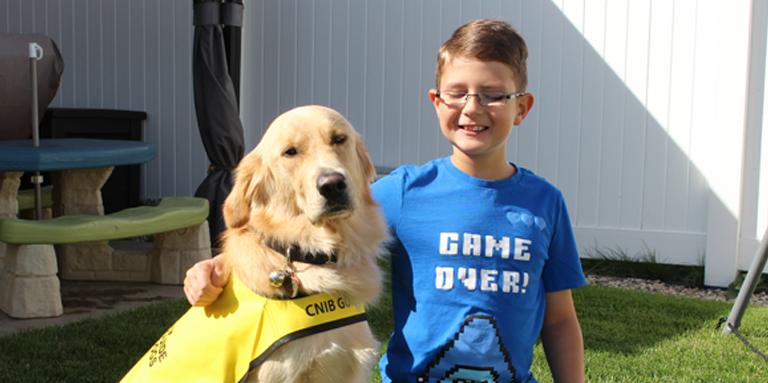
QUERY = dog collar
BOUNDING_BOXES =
[265,240,339,298]
[266,240,338,265]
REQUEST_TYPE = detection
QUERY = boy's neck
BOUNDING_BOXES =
[449,151,516,180]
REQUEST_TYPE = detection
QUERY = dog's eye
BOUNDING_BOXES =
[283,147,298,157]
[331,134,347,145]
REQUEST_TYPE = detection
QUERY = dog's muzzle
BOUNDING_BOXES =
[316,171,349,212]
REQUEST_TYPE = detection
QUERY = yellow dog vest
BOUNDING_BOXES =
[120,274,367,383]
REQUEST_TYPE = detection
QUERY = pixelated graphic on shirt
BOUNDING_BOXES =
[420,314,517,383]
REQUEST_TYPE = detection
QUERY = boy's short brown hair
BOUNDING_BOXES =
[436,19,528,91]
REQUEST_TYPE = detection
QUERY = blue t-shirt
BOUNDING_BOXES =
[373,157,587,383]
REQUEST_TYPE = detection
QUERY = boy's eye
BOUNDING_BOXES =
[440,90,468,101]
[481,93,508,102]
[331,134,347,145]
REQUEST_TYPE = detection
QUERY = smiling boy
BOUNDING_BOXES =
[371,19,587,382]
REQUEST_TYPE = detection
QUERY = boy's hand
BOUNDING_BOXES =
[183,257,229,306]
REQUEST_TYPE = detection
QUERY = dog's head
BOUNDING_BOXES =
[223,105,376,232]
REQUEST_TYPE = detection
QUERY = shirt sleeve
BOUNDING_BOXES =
[371,168,406,234]
[542,195,588,292]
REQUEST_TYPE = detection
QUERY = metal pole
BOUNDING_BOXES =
[28,43,43,220]
[723,224,768,334]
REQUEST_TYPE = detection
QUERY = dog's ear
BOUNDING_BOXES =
[223,151,272,228]
[355,134,376,184]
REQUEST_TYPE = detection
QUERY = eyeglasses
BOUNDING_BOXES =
[436,90,528,108]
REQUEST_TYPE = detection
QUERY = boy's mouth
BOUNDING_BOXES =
[459,125,488,133]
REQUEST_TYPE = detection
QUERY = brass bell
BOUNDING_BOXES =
[269,271,287,287]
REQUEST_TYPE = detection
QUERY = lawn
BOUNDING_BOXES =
[1,284,766,382]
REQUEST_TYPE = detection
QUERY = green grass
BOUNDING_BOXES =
[542,286,768,382]
[2,284,766,382]
[0,300,189,382]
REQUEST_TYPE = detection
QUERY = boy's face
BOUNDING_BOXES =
[429,57,533,163]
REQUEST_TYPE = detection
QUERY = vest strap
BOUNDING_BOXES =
[239,313,368,382]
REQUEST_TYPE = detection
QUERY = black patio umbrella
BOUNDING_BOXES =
[192,0,245,249]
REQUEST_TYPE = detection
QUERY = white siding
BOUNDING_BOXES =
[3,0,765,286]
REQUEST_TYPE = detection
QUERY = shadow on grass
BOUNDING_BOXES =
[0,299,189,383]
[575,285,730,355]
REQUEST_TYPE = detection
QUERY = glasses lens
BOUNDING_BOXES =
[480,93,509,106]
[440,91,466,107]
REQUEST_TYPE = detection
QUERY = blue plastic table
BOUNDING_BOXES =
[0,138,155,171]
[0,138,156,217]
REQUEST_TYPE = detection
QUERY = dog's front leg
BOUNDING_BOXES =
[299,357,375,383]
[252,324,377,383]
[251,359,306,383]
[297,325,379,383]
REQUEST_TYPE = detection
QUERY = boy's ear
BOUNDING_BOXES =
[428,89,440,108]
[513,93,535,125]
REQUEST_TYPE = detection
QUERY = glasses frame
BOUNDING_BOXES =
[436,90,528,108]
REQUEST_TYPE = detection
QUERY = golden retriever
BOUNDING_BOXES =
[222,105,388,381]
[121,105,387,383]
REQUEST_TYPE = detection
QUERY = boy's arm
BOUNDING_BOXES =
[183,256,230,306]
[540,289,585,383]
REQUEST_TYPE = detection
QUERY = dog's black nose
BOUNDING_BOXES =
[317,172,347,202]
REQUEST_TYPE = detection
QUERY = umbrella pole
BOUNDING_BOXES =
[29,43,43,220]
[723,224,768,334]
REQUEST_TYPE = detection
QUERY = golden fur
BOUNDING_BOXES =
[220,105,388,382]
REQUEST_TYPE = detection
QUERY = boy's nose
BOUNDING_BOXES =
[462,94,484,111]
